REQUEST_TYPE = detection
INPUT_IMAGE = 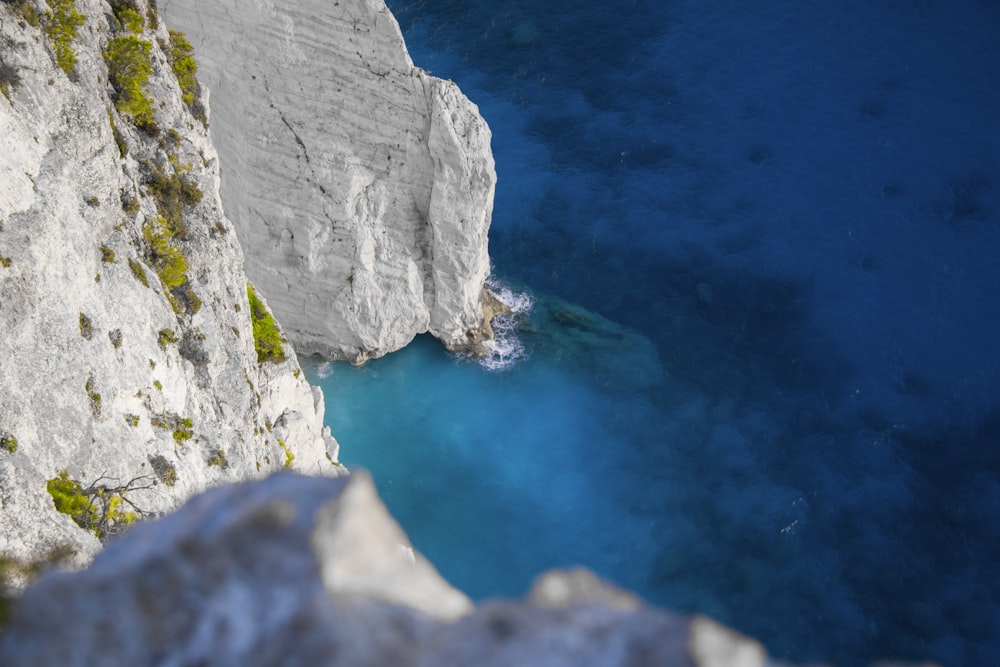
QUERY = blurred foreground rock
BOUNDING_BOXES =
[0,473,932,667]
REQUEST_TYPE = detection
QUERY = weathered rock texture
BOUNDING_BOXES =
[0,472,782,667]
[0,0,342,565]
[160,0,499,363]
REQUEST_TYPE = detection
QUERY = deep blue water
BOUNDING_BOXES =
[304,1,1000,664]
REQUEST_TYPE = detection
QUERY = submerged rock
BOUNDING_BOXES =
[160,0,500,363]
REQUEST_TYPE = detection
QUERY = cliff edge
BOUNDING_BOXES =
[161,0,500,363]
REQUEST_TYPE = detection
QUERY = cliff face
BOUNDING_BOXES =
[0,0,342,563]
[159,0,499,363]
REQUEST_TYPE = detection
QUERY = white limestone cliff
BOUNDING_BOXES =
[0,0,342,565]
[160,0,501,363]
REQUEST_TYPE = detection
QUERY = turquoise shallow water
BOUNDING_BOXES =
[307,0,1000,664]
[303,291,667,599]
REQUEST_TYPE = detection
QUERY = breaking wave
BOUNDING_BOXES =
[479,277,533,371]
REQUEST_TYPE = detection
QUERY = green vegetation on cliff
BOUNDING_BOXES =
[42,0,85,78]
[150,412,193,445]
[247,284,286,364]
[103,35,155,131]
[108,0,144,33]
[166,30,203,122]
[46,471,144,541]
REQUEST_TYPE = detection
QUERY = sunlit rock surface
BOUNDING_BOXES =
[161,0,499,363]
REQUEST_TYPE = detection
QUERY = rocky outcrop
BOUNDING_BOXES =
[0,471,781,667]
[159,0,499,363]
[0,0,342,565]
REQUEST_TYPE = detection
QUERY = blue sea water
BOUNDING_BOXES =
[304,1,1000,664]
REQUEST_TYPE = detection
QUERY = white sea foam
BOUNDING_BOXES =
[316,361,333,379]
[479,277,534,372]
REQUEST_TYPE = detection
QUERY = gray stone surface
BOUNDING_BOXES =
[160,0,499,363]
[0,0,342,565]
[0,472,781,667]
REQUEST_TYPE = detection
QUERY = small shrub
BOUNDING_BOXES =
[143,161,202,237]
[100,245,116,262]
[103,35,155,131]
[0,257,11,268]
[78,312,93,340]
[85,376,101,418]
[128,258,150,287]
[183,286,202,315]
[247,284,286,364]
[46,472,98,528]
[122,192,140,214]
[152,380,162,391]
[108,328,123,348]
[157,327,178,348]
[42,0,86,78]
[205,447,228,469]
[144,219,192,313]
[150,412,192,445]
[114,7,143,33]
[148,454,177,486]
[0,434,17,454]
[145,0,158,29]
[85,195,100,207]
[277,438,294,469]
[11,0,41,27]
[166,30,204,122]
[46,471,147,541]
[124,414,139,428]
[173,418,192,444]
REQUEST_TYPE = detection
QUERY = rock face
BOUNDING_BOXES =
[159,0,499,363]
[0,0,342,565]
[0,472,777,667]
